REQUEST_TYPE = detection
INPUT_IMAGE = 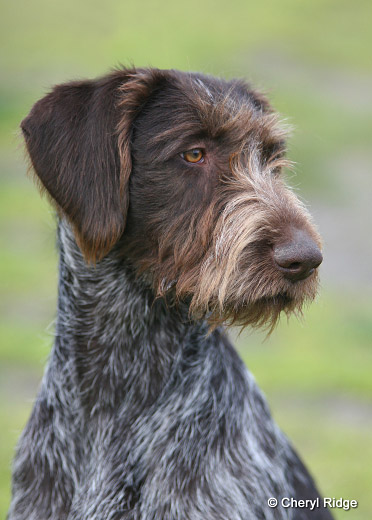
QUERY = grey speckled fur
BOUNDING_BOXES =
[9,68,333,520]
[8,221,331,520]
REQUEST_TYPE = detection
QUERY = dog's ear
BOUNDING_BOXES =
[21,68,166,262]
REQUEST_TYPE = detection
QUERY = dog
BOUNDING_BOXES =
[8,67,332,519]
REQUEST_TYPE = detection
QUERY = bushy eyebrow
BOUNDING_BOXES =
[143,121,208,162]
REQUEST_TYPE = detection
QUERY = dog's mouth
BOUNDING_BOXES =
[189,274,319,331]
[162,241,320,330]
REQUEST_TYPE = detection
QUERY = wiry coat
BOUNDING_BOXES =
[9,68,332,519]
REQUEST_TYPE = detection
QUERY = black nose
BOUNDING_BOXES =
[273,229,323,282]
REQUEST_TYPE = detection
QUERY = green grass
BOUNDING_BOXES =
[236,293,372,396]
[1,0,371,517]
[272,406,372,520]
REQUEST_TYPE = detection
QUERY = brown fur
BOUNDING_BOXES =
[21,67,321,331]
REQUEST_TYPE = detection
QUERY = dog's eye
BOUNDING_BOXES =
[181,149,204,164]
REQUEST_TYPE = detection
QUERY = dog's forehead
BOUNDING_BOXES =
[176,70,267,115]
[130,69,287,164]
[134,71,271,145]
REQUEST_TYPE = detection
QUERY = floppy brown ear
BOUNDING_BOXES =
[21,68,166,262]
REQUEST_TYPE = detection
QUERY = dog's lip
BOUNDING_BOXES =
[281,266,317,283]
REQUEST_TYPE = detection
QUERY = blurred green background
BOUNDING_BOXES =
[1,0,371,517]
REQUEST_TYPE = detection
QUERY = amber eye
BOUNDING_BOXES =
[181,148,204,163]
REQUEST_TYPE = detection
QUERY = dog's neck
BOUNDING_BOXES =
[53,220,209,413]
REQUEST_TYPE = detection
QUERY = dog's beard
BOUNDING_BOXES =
[137,153,321,332]
[172,199,319,330]
[204,284,318,332]
[156,214,320,332]
[183,242,319,332]
[170,209,319,331]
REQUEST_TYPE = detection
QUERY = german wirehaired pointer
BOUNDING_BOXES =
[9,68,332,519]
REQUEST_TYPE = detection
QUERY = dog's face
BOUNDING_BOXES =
[21,68,322,329]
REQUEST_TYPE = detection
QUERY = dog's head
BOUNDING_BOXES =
[21,67,322,329]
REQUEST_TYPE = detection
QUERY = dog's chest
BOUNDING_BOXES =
[66,352,297,520]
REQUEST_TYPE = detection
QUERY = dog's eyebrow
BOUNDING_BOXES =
[149,133,207,162]
[144,119,207,161]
